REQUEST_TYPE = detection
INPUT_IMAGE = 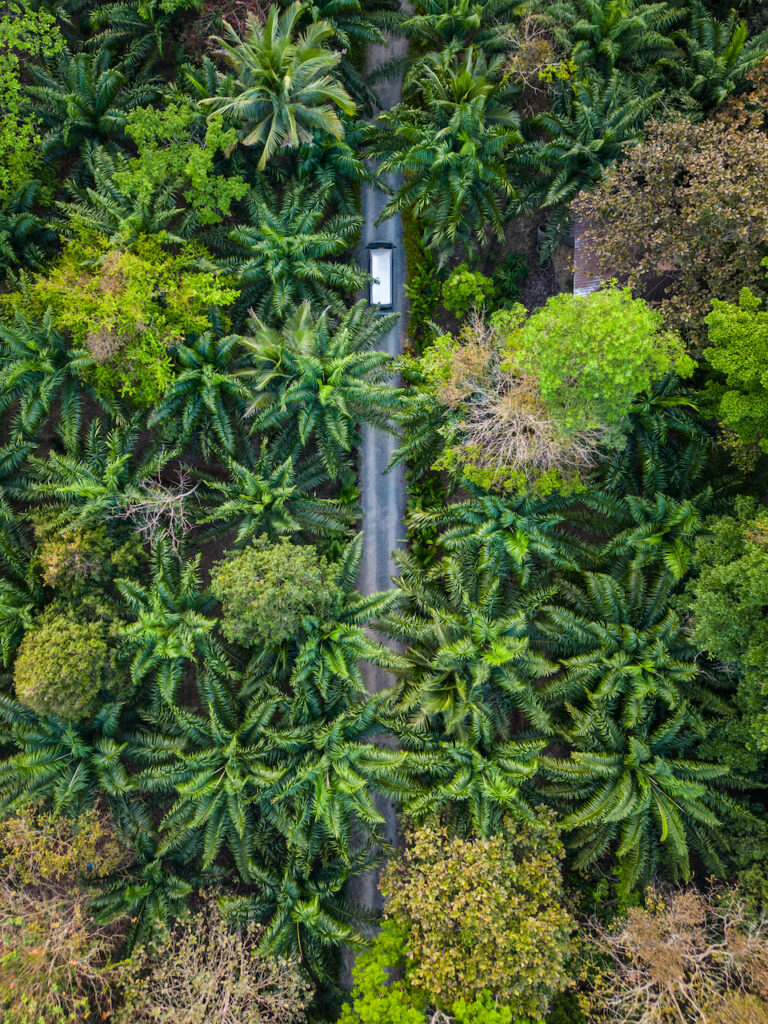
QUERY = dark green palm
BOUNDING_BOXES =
[222,178,366,325]
[237,300,400,479]
[375,47,522,257]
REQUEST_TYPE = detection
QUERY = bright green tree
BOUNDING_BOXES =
[13,612,115,722]
[0,1,63,200]
[497,286,694,446]
[704,283,768,468]
[25,231,238,407]
[685,497,768,756]
[114,102,248,226]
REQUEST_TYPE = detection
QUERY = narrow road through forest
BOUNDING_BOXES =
[357,35,408,701]
[346,20,409,938]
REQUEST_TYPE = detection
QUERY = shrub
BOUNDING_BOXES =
[22,231,238,407]
[35,525,143,597]
[492,252,530,307]
[116,899,312,1024]
[0,806,128,885]
[13,612,115,720]
[0,807,128,1024]
[442,264,497,319]
[379,817,572,1018]
[210,536,340,646]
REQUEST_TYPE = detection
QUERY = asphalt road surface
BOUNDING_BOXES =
[343,17,409,951]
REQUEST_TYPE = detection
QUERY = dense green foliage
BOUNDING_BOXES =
[0,0,766,1018]
[210,535,340,644]
[342,818,571,1023]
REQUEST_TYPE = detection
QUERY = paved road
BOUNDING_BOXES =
[343,17,408,951]
[357,30,408,703]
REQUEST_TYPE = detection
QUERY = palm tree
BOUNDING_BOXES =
[91,843,198,949]
[396,729,544,836]
[294,121,373,217]
[672,2,768,109]
[83,0,183,77]
[223,844,378,974]
[598,376,715,499]
[542,0,679,84]
[199,439,354,543]
[374,47,522,258]
[534,555,732,893]
[539,713,731,893]
[0,307,87,449]
[116,543,223,700]
[0,694,133,818]
[148,333,253,458]
[410,488,583,586]
[220,177,366,326]
[384,545,555,746]
[25,45,159,169]
[26,419,175,534]
[132,671,279,877]
[594,492,702,581]
[0,181,58,279]
[237,301,400,479]
[399,0,519,52]
[57,146,186,246]
[300,0,386,110]
[199,3,356,170]
[520,71,654,209]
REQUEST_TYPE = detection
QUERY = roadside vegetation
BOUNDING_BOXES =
[1,0,768,1021]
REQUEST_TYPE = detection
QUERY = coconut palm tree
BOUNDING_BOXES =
[199,2,356,170]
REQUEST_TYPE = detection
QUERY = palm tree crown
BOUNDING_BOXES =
[200,2,356,170]
[237,300,400,479]
[375,47,522,258]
